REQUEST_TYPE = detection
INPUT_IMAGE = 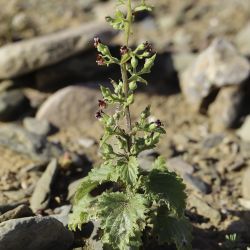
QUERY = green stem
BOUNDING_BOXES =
[121,0,132,133]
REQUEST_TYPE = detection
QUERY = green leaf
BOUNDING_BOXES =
[106,10,126,31]
[152,156,167,171]
[144,169,186,217]
[88,161,118,183]
[69,163,119,231]
[69,177,98,231]
[134,5,153,12]
[97,192,147,249]
[68,195,97,231]
[152,207,192,250]
[117,156,139,186]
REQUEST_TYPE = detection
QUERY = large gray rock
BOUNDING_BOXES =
[180,38,250,112]
[0,216,74,250]
[36,84,101,128]
[0,89,29,121]
[0,124,63,161]
[0,21,115,79]
[30,159,58,212]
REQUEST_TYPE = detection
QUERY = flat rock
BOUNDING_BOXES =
[30,159,58,212]
[237,116,250,142]
[0,21,115,79]
[0,124,63,162]
[0,205,33,223]
[23,117,52,136]
[0,216,74,250]
[208,85,245,131]
[180,38,250,112]
[0,89,29,121]
[36,84,101,128]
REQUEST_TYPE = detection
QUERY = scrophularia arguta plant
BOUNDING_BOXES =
[69,1,192,249]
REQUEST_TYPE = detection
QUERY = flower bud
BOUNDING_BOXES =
[120,45,129,55]
[98,99,107,109]
[96,54,105,66]
[95,111,102,119]
[131,56,138,69]
[94,37,101,48]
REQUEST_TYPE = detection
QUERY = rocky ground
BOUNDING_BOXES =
[0,0,250,249]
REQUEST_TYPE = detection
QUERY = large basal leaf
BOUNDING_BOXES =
[117,156,139,186]
[144,169,186,217]
[97,192,147,250]
[152,207,192,250]
[69,163,118,231]
[69,195,97,231]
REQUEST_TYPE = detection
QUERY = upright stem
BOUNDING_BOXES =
[121,0,132,132]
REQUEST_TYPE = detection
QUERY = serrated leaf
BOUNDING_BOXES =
[68,195,97,231]
[152,207,192,250]
[97,192,147,250]
[144,169,186,217]
[69,163,118,230]
[88,162,118,183]
[117,156,139,186]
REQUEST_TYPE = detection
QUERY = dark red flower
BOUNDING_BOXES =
[94,37,101,48]
[96,54,105,66]
[98,99,107,109]
[120,45,129,55]
[143,41,154,53]
[95,111,102,119]
[154,119,162,127]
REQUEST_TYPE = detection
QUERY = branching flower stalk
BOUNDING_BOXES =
[69,1,192,249]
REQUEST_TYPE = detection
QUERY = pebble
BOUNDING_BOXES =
[183,173,211,194]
